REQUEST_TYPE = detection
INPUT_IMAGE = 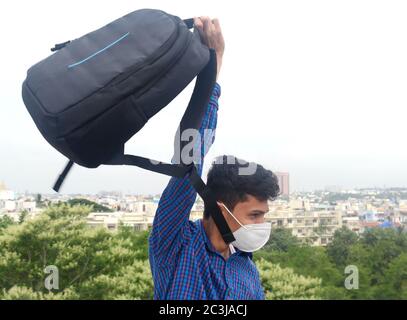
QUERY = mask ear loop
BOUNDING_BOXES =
[219,203,272,231]
[219,203,248,230]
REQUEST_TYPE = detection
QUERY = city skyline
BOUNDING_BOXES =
[2,182,406,248]
[2,178,407,197]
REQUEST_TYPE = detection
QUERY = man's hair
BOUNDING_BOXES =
[203,155,280,219]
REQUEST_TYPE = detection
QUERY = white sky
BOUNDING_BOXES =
[1,0,407,194]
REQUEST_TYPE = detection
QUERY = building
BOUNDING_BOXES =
[266,206,342,246]
[275,172,289,197]
[360,210,379,222]
[342,216,362,234]
[87,211,153,231]
[0,181,15,201]
[289,198,311,211]
[0,182,37,221]
[393,208,407,225]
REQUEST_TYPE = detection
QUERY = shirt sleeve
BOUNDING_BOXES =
[149,83,221,265]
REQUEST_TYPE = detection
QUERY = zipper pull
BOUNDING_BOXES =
[51,40,71,52]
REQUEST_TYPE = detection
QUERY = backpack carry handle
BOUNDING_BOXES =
[183,18,194,29]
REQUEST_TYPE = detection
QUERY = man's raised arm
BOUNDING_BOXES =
[149,83,221,265]
[149,17,225,266]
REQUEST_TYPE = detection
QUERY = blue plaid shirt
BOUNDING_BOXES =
[148,83,265,300]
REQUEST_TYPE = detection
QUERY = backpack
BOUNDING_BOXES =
[21,8,234,244]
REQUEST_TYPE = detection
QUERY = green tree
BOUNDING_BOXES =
[18,210,29,224]
[346,228,407,299]
[0,215,14,231]
[326,227,359,266]
[256,258,322,300]
[345,243,375,299]
[378,253,407,299]
[256,244,346,298]
[66,198,113,212]
[1,203,406,300]
[264,227,299,252]
[0,203,152,300]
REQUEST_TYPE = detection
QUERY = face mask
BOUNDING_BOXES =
[220,203,271,252]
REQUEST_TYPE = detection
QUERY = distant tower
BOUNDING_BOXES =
[275,172,289,197]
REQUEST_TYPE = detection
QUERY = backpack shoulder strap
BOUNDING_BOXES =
[106,153,236,244]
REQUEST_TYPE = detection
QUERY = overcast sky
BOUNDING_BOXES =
[1,0,406,195]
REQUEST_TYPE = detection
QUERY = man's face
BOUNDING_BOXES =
[218,195,269,232]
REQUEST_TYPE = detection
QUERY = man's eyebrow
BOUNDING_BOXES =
[250,210,268,214]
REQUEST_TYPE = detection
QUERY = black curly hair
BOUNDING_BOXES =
[203,155,280,219]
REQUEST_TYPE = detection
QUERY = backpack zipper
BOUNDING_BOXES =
[109,15,183,87]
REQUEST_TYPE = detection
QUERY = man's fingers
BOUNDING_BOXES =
[194,17,205,41]
[212,18,221,30]
[195,17,224,58]
[203,17,213,36]
[194,17,203,30]
[212,18,222,33]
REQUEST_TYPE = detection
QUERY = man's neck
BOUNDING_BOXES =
[202,217,231,260]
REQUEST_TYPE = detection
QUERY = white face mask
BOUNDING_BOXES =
[220,203,271,252]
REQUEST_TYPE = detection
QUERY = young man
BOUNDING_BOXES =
[149,17,280,300]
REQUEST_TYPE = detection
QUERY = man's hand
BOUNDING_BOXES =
[193,17,225,80]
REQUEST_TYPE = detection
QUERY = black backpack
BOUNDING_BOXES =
[21,8,234,244]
